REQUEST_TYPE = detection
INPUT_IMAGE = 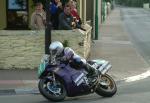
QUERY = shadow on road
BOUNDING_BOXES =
[36,94,116,103]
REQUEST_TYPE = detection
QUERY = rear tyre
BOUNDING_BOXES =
[38,78,66,102]
[95,74,117,97]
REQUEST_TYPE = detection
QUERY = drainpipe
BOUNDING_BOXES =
[95,0,99,40]
[83,0,86,24]
[79,0,82,20]
[93,0,96,39]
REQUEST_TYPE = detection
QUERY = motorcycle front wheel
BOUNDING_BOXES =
[38,78,67,102]
[95,74,117,97]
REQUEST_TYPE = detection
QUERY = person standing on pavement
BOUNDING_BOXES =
[30,2,46,30]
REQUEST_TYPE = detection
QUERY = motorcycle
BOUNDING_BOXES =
[38,55,117,102]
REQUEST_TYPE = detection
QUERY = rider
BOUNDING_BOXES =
[49,41,98,77]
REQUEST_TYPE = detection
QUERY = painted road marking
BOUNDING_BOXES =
[124,70,150,82]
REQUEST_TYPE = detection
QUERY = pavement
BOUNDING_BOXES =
[0,7,149,95]
[90,7,149,80]
[0,70,38,95]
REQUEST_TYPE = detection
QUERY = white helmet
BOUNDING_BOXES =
[49,41,64,56]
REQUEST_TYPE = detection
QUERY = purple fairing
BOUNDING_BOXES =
[46,64,91,97]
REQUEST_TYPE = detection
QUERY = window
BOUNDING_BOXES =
[6,0,29,30]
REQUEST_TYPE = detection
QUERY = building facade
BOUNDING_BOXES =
[0,0,102,31]
[0,0,34,30]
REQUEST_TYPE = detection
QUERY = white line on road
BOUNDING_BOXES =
[124,70,150,82]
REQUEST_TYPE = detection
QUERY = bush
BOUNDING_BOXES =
[63,40,69,47]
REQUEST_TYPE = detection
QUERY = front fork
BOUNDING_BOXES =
[46,72,61,95]
[90,75,101,91]
[46,72,56,84]
[52,72,57,86]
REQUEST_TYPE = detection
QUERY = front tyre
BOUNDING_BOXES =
[38,78,66,102]
[95,74,117,97]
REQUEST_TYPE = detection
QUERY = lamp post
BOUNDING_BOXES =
[45,0,51,54]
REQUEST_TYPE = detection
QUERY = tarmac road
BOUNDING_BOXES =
[122,8,150,65]
[1,77,150,103]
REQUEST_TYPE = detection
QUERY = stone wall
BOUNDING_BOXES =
[0,24,92,69]
[0,30,44,69]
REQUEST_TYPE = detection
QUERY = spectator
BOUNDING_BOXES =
[58,4,74,30]
[50,0,63,30]
[30,2,46,30]
[107,2,111,15]
[69,0,82,25]
[69,0,86,31]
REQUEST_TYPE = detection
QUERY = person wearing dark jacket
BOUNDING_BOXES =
[58,4,74,30]
[50,0,63,29]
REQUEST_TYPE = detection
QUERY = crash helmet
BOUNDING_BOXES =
[64,47,75,59]
[49,41,64,56]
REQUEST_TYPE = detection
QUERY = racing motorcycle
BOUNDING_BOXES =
[38,55,117,102]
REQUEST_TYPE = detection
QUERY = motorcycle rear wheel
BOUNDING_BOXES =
[95,74,117,97]
[38,78,67,102]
